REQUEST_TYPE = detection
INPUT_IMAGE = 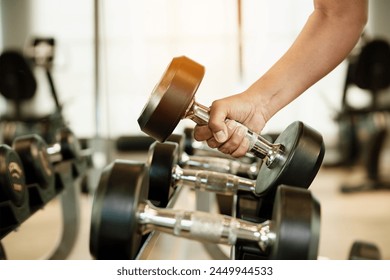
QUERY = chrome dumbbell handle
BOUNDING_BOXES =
[186,101,284,168]
[138,200,274,252]
[181,154,259,179]
[172,166,255,195]
[181,154,239,174]
[46,143,62,163]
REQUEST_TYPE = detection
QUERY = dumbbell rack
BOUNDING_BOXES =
[0,155,88,259]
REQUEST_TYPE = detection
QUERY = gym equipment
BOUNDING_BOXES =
[0,241,6,260]
[348,241,381,260]
[27,37,62,112]
[51,126,82,162]
[1,129,88,258]
[0,145,30,238]
[115,135,156,152]
[0,48,66,146]
[340,113,390,193]
[12,127,82,189]
[0,46,87,259]
[167,133,261,179]
[148,139,322,210]
[147,141,259,207]
[334,38,390,193]
[0,144,86,259]
[12,134,55,191]
[0,38,69,146]
[89,160,321,260]
[0,50,36,119]
[0,145,27,207]
[138,56,325,194]
[167,132,264,218]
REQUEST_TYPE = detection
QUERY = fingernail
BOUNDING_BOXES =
[226,120,237,130]
[214,130,227,143]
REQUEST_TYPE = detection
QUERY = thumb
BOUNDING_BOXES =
[208,103,229,143]
[213,126,228,143]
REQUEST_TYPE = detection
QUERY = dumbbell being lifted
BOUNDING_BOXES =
[89,160,320,260]
[138,56,325,194]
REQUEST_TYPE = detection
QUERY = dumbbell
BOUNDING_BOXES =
[89,160,320,260]
[167,133,264,216]
[167,133,261,179]
[148,141,318,208]
[12,127,81,190]
[0,145,27,207]
[147,141,258,207]
[138,56,325,194]
[348,241,381,260]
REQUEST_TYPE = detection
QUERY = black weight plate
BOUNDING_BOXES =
[270,185,320,260]
[147,142,178,207]
[0,241,6,260]
[56,127,81,160]
[349,241,381,260]
[183,127,195,155]
[138,56,205,142]
[90,160,149,260]
[166,134,185,156]
[0,50,37,101]
[255,121,325,195]
[0,145,27,207]
[13,135,55,190]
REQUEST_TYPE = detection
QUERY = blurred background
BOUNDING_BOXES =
[0,0,390,260]
[0,0,387,142]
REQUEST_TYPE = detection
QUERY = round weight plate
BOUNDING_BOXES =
[183,127,195,155]
[56,127,81,160]
[166,134,185,156]
[348,241,381,260]
[0,50,37,101]
[138,56,205,142]
[255,121,325,195]
[90,160,149,260]
[0,241,6,260]
[13,135,55,190]
[0,145,27,207]
[270,185,320,260]
[147,142,179,207]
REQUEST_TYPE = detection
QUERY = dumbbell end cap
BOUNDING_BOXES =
[138,56,205,142]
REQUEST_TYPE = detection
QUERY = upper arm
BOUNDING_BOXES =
[314,0,368,26]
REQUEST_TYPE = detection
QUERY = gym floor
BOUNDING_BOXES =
[2,147,390,260]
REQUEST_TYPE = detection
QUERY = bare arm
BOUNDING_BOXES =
[194,0,368,157]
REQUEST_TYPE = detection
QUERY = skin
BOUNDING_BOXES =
[193,0,368,157]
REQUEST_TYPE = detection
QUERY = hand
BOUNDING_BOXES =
[193,91,268,158]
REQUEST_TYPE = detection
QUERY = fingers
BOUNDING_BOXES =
[193,93,260,158]
[217,121,249,158]
[193,125,213,141]
[208,100,229,143]
[194,121,250,158]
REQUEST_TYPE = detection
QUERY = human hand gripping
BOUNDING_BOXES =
[193,90,268,158]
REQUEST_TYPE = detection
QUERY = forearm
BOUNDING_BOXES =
[250,0,368,121]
